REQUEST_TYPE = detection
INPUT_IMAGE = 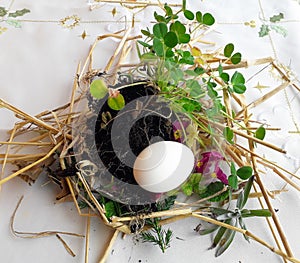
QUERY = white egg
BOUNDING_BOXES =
[133,141,195,193]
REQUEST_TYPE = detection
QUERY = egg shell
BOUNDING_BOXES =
[133,141,195,193]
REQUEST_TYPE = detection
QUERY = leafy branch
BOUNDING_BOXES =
[140,218,173,253]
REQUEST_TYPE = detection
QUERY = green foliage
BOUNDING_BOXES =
[199,176,271,256]
[259,13,287,37]
[181,173,202,195]
[140,218,173,253]
[224,43,242,65]
[255,126,266,140]
[231,71,246,94]
[223,127,234,144]
[0,7,7,17]
[236,166,253,180]
[199,182,229,202]
[270,13,284,23]
[90,79,108,99]
[107,94,125,111]
[228,163,238,190]
[8,8,30,18]
[196,11,215,25]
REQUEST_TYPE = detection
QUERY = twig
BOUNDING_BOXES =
[98,229,120,263]
[0,141,63,186]
[56,234,76,257]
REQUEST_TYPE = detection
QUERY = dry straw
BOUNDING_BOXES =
[1,4,300,263]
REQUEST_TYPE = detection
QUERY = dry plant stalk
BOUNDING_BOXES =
[0,17,299,263]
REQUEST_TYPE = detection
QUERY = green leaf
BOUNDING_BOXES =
[107,93,125,110]
[241,209,272,218]
[140,52,157,60]
[153,22,168,38]
[154,11,166,23]
[231,52,242,64]
[194,67,205,75]
[181,173,202,195]
[270,25,288,37]
[187,79,203,98]
[105,201,117,219]
[170,21,186,34]
[164,31,178,48]
[220,72,229,83]
[90,79,108,99]
[224,43,234,58]
[141,29,151,37]
[203,13,215,26]
[228,174,238,190]
[199,182,229,202]
[259,24,270,37]
[238,217,250,242]
[215,225,236,257]
[255,126,266,140]
[233,83,246,94]
[231,72,246,93]
[231,71,245,85]
[8,8,30,18]
[240,176,254,208]
[178,33,190,44]
[184,10,194,20]
[223,127,234,144]
[5,19,22,28]
[195,11,202,23]
[137,40,151,48]
[211,224,228,248]
[270,13,284,23]
[230,162,236,176]
[164,4,173,16]
[153,37,164,56]
[0,7,8,17]
[236,166,253,180]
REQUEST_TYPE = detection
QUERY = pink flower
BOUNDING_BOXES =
[195,151,228,185]
[172,120,190,143]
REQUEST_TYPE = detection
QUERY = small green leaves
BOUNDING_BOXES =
[224,43,234,58]
[259,13,287,38]
[107,94,125,111]
[203,13,215,26]
[0,7,7,17]
[90,79,125,110]
[196,11,215,26]
[259,24,271,37]
[270,13,284,23]
[184,10,194,20]
[153,38,164,56]
[5,19,22,28]
[228,163,238,190]
[181,173,202,196]
[199,182,229,202]
[164,31,178,48]
[153,22,168,38]
[224,43,242,64]
[236,166,253,180]
[231,71,246,94]
[8,8,30,18]
[90,79,108,99]
[255,126,266,140]
[223,127,234,144]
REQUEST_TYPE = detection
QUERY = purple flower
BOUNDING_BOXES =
[195,151,228,185]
